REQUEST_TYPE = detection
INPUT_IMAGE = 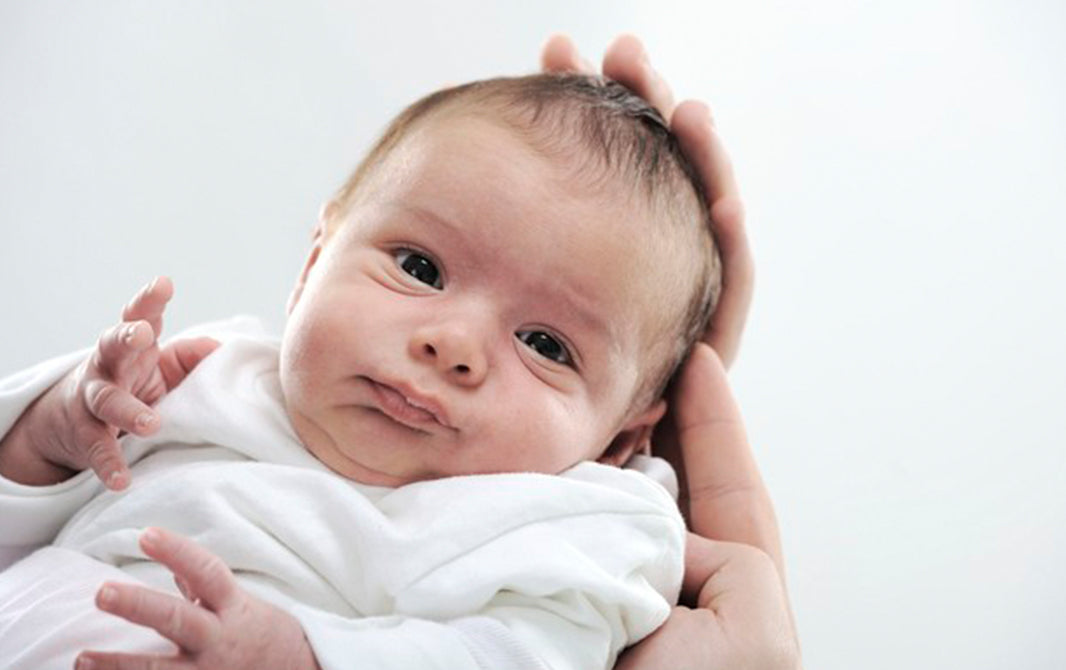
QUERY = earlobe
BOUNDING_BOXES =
[597,399,668,467]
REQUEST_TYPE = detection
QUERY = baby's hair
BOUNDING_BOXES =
[328,73,721,408]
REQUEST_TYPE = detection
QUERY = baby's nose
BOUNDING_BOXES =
[409,323,488,387]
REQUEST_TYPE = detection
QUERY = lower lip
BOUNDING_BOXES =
[367,380,440,430]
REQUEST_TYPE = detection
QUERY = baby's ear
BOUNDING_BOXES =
[597,399,667,467]
[286,210,332,314]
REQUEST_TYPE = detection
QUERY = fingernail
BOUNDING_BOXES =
[106,470,127,490]
[142,527,161,549]
[76,656,96,670]
[98,585,116,606]
[123,322,139,345]
[135,411,156,430]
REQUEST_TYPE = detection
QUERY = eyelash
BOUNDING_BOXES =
[391,248,576,369]
[516,330,575,368]
[393,248,443,289]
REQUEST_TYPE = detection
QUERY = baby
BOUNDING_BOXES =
[0,73,720,670]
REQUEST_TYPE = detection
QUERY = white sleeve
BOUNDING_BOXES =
[0,348,99,569]
[0,316,271,568]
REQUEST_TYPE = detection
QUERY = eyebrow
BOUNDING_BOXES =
[394,202,472,243]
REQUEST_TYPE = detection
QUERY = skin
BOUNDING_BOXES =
[1,33,791,670]
[0,277,219,491]
[544,34,800,669]
[279,112,673,487]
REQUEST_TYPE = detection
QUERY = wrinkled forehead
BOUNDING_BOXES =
[359,110,694,368]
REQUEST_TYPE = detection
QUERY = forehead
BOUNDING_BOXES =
[359,111,686,372]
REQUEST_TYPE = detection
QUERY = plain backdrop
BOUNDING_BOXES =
[2,1,1064,668]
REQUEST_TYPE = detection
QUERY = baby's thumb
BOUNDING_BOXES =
[158,337,221,391]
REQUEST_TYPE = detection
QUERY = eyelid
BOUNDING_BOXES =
[390,244,446,289]
[516,327,582,372]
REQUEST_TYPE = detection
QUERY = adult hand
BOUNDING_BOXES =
[543,35,797,669]
[542,34,753,368]
[620,345,800,670]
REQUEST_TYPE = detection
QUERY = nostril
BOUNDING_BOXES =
[455,364,470,374]
[423,343,436,357]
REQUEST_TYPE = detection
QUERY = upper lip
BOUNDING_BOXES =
[367,377,454,430]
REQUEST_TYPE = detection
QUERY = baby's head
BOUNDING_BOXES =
[280,73,720,486]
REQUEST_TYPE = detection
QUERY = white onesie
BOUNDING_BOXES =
[0,320,685,670]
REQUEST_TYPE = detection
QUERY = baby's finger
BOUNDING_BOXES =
[71,419,131,491]
[139,528,239,612]
[76,650,187,670]
[82,379,159,438]
[121,276,174,337]
[602,34,676,120]
[93,320,156,379]
[94,581,217,654]
[158,337,221,392]
[540,33,596,74]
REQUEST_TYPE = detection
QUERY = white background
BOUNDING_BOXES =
[2,1,1064,668]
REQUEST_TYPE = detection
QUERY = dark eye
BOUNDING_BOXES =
[517,330,573,367]
[395,249,442,289]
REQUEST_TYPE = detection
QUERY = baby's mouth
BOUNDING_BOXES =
[364,378,450,431]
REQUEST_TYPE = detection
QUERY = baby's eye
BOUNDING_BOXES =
[516,330,573,367]
[394,249,442,289]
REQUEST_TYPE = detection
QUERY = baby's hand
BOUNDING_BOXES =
[77,528,321,670]
[0,277,218,489]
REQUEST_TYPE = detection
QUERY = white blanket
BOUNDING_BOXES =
[0,320,684,670]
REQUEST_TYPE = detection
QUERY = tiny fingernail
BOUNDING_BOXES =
[98,585,116,606]
[142,527,161,548]
[106,470,126,490]
[77,656,96,670]
[135,411,156,430]
[123,322,138,344]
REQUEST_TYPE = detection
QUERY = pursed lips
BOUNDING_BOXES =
[364,378,453,431]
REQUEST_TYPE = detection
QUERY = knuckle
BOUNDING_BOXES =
[72,423,107,457]
[736,542,775,570]
[84,381,123,420]
[163,601,186,639]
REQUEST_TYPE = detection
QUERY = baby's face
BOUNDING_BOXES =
[279,114,673,486]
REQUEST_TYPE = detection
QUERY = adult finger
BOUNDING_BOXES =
[82,379,159,438]
[76,651,188,670]
[671,101,753,367]
[602,34,676,121]
[684,534,798,656]
[121,276,174,338]
[158,337,221,391]
[671,344,784,575]
[94,581,216,654]
[540,33,596,74]
[139,528,239,612]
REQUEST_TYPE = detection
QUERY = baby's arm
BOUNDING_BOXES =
[77,528,320,670]
[0,277,218,490]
